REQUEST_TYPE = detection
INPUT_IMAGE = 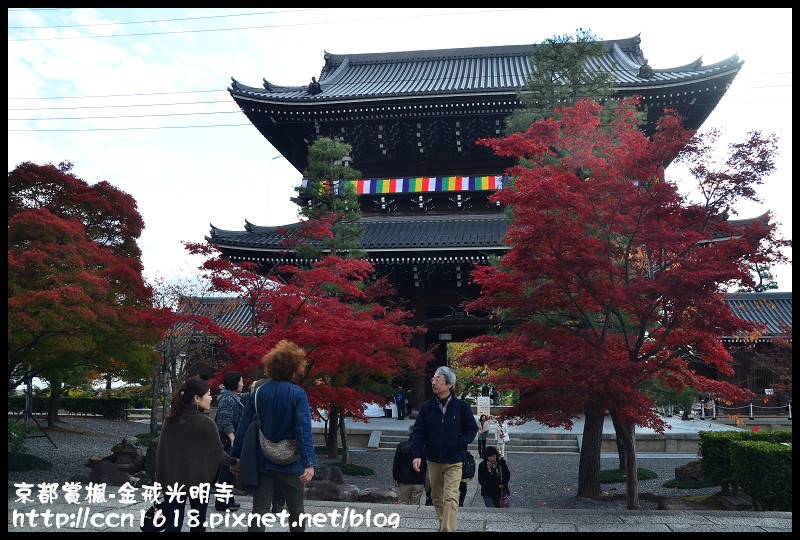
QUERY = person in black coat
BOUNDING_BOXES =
[410,366,478,532]
[393,426,427,504]
[478,445,510,508]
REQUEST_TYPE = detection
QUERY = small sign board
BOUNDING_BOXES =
[477,396,491,416]
[765,388,774,395]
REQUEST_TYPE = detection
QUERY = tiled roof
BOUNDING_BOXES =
[229,36,742,102]
[208,214,510,253]
[179,272,790,341]
[724,291,792,338]
[210,211,770,255]
[177,296,261,336]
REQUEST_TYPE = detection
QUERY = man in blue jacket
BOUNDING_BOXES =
[411,366,478,532]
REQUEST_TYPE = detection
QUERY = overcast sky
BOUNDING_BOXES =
[8,8,792,292]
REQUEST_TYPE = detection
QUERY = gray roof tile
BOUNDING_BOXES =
[724,291,792,337]
[176,296,263,336]
[230,36,742,102]
[209,214,510,252]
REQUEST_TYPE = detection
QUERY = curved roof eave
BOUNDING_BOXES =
[208,213,512,251]
[230,69,742,107]
[231,46,743,105]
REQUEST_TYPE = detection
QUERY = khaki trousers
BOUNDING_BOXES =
[428,461,462,532]
[398,483,424,505]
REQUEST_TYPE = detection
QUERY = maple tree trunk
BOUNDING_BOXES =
[149,369,160,434]
[338,417,349,465]
[46,380,63,428]
[326,407,340,459]
[615,435,626,470]
[576,407,603,498]
[611,411,640,510]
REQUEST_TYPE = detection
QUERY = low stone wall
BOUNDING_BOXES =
[124,408,162,421]
[708,417,792,432]
[313,429,371,448]
[600,433,702,454]
[312,419,791,455]
[598,419,791,454]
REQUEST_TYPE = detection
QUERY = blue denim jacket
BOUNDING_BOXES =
[231,380,317,474]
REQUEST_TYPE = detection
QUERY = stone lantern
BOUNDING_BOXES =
[110,438,139,472]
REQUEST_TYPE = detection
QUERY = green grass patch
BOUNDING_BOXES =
[134,431,160,447]
[9,452,53,472]
[600,467,658,483]
[312,459,374,477]
[339,462,374,476]
[312,447,375,476]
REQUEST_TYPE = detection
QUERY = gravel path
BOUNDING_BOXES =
[9,416,722,511]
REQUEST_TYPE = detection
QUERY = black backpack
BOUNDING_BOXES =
[454,398,476,479]
[462,447,476,479]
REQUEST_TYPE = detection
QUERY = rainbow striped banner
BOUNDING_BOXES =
[345,175,507,194]
[299,175,509,194]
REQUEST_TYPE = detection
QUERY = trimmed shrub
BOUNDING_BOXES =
[699,429,792,506]
[730,440,792,511]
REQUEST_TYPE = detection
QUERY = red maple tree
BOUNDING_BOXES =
[461,98,789,508]
[186,241,428,461]
[8,161,165,425]
[186,136,427,460]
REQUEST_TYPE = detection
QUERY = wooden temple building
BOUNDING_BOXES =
[207,36,790,411]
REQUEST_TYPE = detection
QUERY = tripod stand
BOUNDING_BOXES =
[14,372,57,449]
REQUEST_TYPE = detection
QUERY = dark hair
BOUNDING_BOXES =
[483,445,500,460]
[166,377,209,423]
[262,340,307,381]
[222,371,243,390]
[479,414,487,423]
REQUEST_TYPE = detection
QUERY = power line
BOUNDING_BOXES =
[8,110,242,121]
[9,100,233,111]
[8,8,529,41]
[8,10,791,102]
[7,95,791,132]
[8,89,222,101]
[6,9,791,132]
[8,123,254,132]
[6,77,792,107]
[7,8,320,29]
[7,85,791,120]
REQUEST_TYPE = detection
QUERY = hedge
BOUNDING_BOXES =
[698,429,792,510]
[8,396,134,420]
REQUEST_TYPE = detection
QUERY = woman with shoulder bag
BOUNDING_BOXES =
[477,446,511,508]
[231,340,317,532]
